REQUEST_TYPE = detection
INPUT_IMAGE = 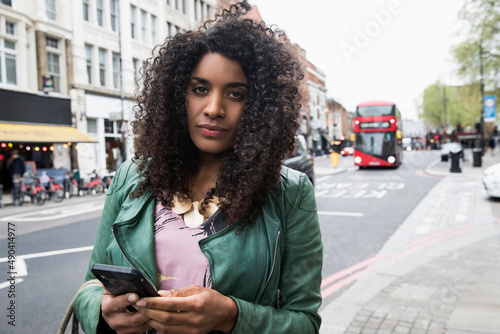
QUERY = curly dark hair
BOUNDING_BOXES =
[131,2,304,229]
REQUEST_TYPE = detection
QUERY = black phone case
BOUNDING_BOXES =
[91,264,159,298]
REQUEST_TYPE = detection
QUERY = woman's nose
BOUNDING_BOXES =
[204,94,225,119]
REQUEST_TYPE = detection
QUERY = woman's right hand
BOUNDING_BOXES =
[101,288,153,334]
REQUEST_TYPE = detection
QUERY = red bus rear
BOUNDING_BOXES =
[353,100,403,167]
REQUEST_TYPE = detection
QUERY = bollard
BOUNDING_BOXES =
[472,148,482,167]
[450,151,461,173]
[0,184,3,208]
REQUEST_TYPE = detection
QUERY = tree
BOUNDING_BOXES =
[452,0,499,90]
[421,81,447,129]
[420,81,480,130]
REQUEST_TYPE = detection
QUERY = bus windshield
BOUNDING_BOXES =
[356,105,394,117]
[355,132,397,157]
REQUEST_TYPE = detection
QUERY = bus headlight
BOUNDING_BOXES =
[354,156,362,164]
[387,156,396,164]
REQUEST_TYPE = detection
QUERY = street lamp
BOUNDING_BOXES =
[479,39,485,154]
[117,0,127,164]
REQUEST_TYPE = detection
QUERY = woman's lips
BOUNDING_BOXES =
[199,124,227,137]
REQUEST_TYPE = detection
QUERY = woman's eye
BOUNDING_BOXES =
[228,91,245,100]
[192,87,208,94]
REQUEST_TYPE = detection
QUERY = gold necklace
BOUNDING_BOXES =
[171,193,220,228]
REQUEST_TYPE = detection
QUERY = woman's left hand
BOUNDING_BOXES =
[135,285,238,333]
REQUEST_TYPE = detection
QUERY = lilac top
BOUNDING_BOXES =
[154,199,226,290]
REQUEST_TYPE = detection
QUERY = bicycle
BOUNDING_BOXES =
[64,172,86,198]
[84,172,107,196]
[45,176,64,202]
[13,173,46,206]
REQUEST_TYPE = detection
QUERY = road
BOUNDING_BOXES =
[0,150,442,333]
[314,151,441,305]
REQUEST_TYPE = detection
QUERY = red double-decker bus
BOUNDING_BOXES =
[353,100,403,167]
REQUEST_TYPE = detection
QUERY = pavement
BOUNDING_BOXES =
[320,149,500,334]
[1,150,499,334]
[0,185,102,210]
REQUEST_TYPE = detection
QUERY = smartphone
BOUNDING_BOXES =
[91,264,160,299]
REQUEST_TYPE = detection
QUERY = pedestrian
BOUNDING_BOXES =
[7,150,26,178]
[489,136,496,156]
[73,2,323,334]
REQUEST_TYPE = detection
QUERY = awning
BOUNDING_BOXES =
[0,123,97,143]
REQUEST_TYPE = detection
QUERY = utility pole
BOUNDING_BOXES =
[479,39,485,155]
[442,85,447,131]
[117,0,127,164]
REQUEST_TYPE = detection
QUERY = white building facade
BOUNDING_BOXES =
[71,0,216,176]
[0,0,217,185]
[306,65,329,154]
[0,0,86,179]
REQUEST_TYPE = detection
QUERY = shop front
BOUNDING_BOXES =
[82,93,133,177]
[0,88,97,192]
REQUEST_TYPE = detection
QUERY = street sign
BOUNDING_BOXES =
[484,95,496,122]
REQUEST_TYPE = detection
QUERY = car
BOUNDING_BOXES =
[284,135,315,186]
[440,142,464,161]
[340,146,354,156]
[483,163,500,198]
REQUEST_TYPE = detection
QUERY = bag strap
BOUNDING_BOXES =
[58,279,102,334]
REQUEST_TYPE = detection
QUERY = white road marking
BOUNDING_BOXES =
[0,278,24,290]
[315,190,329,198]
[318,211,364,217]
[0,245,94,263]
[316,175,333,183]
[0,203,104,222]
[0,246,94,290]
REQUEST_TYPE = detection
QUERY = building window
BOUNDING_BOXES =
[99,48,106,86]
[140,10,147,43]
[83,0,89,21]
[47,52,60,92]
[130,5,136,38]
[110,0,117,31]
[0,39,17,85]
[85,44,92,84]
[151,15,156,45]
[112,52,120,89]
[133,58,139,83]
[96,0,103,27]
[1,0,12,6]
[104,119,115,133]
[46,0,57,20]
[46,36,59,49]
[5,21,15,35]
[174,0,179,10]
[194,0,198,20]
[181,0,186,13]
[87,119,97,133]
[166,0,170,5]
[167,22,172,37]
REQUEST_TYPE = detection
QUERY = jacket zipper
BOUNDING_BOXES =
[261,230,280,300]
[111,227,158,290]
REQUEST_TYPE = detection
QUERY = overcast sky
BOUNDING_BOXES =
[248,0,467,120]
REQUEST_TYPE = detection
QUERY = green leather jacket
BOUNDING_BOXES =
[73,160,323,333]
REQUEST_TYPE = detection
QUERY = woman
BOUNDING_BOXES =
[74,2,323,333]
